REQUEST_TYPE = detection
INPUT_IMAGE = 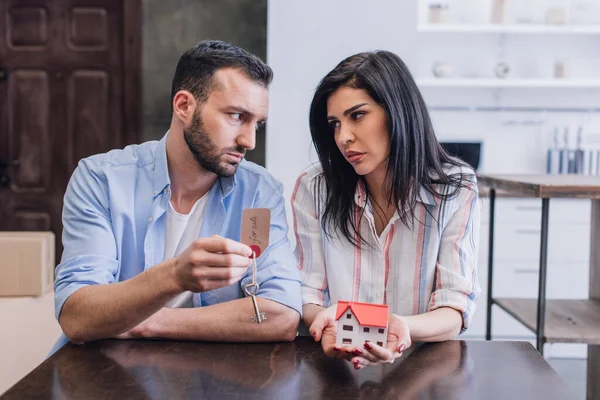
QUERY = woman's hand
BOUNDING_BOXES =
[308,304,352,360]
[350,314,412,369]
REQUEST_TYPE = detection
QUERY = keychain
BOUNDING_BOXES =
[243,251,266,323]
[241,208,270,323]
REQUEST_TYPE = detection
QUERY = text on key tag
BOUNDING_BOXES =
[241,208,270,257]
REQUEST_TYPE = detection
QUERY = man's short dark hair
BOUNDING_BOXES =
[171,40,273,105]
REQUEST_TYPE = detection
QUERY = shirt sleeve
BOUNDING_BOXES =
[54,159,119,321]
[428,177,481,332]
[290,172,329,307]
[239,182,303,316]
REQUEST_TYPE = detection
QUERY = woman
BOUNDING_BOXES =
[291,50,481,369]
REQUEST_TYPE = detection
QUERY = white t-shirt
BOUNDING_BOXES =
[163,194,208,308]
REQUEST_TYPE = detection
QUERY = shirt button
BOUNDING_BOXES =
[164,188,169,194]
[148,216,153,222]
[153,190,158,196]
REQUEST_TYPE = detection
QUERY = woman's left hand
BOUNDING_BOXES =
[350,314,411,369]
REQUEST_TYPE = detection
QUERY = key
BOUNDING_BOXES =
[244,252,266,323]
[246,287,266,323]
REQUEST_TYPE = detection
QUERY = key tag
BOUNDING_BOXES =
[241,208,270,323]
[241,208,270,259]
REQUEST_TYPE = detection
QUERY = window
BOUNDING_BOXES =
[363,327,370,333]
[378,328,384,334]
[377,341,383,347]
[343,325,353,332]
[343,338,352,344]
[346,314,351,319]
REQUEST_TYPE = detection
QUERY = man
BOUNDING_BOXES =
[51,40,301,353]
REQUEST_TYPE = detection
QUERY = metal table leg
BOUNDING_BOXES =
[587,199,600,400]
[486,189,496,341]
[536,198,550,354]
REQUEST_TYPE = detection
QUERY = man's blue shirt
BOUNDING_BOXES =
[51,133,302,353]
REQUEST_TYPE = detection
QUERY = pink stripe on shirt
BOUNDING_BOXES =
[454,190,476,273]
[383,224,395,304]
[291,172,307,270]
[412,204,427,315]
[353,206,362,301]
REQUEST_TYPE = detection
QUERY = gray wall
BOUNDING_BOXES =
[142,0,267,166]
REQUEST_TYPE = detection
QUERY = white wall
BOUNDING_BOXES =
[0,293,61,395]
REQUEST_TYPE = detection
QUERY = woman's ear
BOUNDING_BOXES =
[172,90,197,126]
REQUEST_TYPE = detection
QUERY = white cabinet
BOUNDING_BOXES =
[479,223,590,262]
[479,198,591,224]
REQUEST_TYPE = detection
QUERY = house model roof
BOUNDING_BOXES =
[335,301,389,328]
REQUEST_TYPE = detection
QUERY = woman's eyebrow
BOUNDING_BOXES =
[327,103,368,120]
[343,103,367,116]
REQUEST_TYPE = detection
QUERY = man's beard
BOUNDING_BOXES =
[183,112,246,177]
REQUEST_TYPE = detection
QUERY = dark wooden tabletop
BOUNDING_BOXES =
[0,338,575,400]
[478,174,600,198]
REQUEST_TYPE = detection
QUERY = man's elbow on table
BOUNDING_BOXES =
[58,294,100,345]
[268,303,301,342]
[279,311,301,342]
[59,311,88,345]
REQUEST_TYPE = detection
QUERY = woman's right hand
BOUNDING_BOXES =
[309,304,357,360]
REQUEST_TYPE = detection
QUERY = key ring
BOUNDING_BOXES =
[244,283,259,297]
[244,251,259,297]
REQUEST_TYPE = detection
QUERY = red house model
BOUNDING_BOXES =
[335,301,389,348]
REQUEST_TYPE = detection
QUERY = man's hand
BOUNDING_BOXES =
[174,235,253,293]
[350,314,411,369]
[115,308,165,339]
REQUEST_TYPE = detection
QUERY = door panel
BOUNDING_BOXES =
[10,70,50,191]
[69,70,111,164]
[68,7,109,50]
[7,6,49,50]
[15,211,52,231]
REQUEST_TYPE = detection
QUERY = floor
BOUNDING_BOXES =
[548,358,587,399]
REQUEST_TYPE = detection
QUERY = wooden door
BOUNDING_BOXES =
[0,0,141,260]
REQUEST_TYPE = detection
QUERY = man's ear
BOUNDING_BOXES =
[172,90,197,126]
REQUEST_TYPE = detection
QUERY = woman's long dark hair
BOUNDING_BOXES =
[309,50,469,247]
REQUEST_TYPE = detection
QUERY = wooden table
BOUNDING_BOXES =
[0,337,575,399]
[478,174,600,400]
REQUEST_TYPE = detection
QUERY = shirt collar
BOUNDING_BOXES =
[153,131,238,199]
[354,180,368,208]
[353,180,438,208]
[153,133,170,198]
[418,186,437,206]
[218,170,237,198]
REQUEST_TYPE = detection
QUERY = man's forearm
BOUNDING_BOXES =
[150,297,300,342]
[397,307,463,342]
[59,259,181,343]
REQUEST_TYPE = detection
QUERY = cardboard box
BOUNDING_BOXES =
[0,232,55,297]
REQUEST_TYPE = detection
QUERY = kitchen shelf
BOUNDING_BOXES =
[416,78,600,88]
[494,298,600,344]
[417,23,600,34]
